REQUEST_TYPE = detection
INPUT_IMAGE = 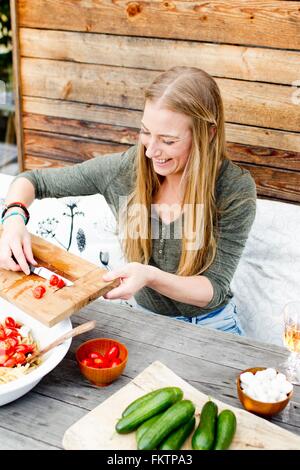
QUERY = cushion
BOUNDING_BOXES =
[0,173,136,307]
[231,198,300,346]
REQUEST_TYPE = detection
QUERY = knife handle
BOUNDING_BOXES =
[11,253,18,264]
[11,253,34,273]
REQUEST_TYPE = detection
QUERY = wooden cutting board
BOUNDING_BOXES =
[62,361,300,450]
[0,228,119,326]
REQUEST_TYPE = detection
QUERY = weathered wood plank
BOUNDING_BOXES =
[18,0,300,50]
[19,28,300,85]
[23,98,300,153]
[21,59,300,132]
[225,123,300,155]
[23,113,138,145]
[227,143,300,172]
[24,154,73,170]
[23,96,142,128]
[23,130,129,162]
[239,163,300,204]
[0,392,86,449]
[23,116,300,172]
[0,426,60,450]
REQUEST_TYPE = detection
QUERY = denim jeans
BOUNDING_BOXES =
[135,299,244,336]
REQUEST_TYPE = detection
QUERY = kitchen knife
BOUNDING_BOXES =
[10,253,73,286]
[29,265,74,287]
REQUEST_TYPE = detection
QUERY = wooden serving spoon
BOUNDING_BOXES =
[25,320,96,365]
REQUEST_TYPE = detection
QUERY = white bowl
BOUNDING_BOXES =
[0,297,72,406]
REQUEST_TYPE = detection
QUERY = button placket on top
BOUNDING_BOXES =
[158,224,165,256]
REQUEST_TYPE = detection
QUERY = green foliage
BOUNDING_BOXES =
[0,0,11,49]
[0,0,12,76]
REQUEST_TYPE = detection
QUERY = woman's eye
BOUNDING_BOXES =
[139,130,174,145]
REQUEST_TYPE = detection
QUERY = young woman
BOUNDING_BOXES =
[0,67,256,335]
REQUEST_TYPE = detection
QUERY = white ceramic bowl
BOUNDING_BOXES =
[0,297,72,406]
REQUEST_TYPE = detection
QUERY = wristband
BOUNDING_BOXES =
[1,211,27,225]
[1,202,30,225]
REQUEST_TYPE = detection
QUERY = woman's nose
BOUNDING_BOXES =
[145,139,162,158]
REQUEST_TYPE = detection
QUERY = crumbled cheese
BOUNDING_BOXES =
[240,369,293,403]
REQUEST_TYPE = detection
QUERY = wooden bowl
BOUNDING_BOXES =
[76,338,128,387]
[237,367,293,417]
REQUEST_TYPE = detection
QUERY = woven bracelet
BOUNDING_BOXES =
[1,211,28,225]
[1,202,30,224]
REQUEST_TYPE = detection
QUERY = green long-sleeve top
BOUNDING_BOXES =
[18,144,256,317]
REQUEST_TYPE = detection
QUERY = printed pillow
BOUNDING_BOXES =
[231,198,300,346]
[0,174,133,306]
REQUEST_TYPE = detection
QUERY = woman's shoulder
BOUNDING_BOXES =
[98,144,137,195]
[217,158,257,201]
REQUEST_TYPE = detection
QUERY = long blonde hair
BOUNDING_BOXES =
[121,66,227,276]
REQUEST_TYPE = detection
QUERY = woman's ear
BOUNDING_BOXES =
[209,125,217,142]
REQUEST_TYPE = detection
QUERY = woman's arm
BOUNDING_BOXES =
[16,147,135,200]
[102,262,214,307]
[5,176,36,207]
[147,267,214,307]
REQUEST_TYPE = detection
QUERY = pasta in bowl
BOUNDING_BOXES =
[0,297,71,406]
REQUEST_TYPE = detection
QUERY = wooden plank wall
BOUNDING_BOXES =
[12,0,300,203]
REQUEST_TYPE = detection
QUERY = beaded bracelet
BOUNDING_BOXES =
[1,202,30,225]
[1,211,28,225]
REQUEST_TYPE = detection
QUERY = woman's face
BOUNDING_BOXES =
[140,101,193,179]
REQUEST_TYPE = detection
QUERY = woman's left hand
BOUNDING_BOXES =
[102,262,154,300]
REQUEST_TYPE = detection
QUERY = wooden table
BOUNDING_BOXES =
[0,300,299,450]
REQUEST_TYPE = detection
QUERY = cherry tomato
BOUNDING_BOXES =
[6,337,18,350]
[4,327,20,339]
[0,325,6,340]
[0,354,9,366]
[13,352,26,365]
[93,357,108,368]
[81,358,94,367]
[88,352,103,360]
[15,344,32,354]
[33,285,46,299]
[109,358,122,368]
[3,357,17,368]
[5,317,16,329]
[105,345,119,362]
[49,274,59,286]
[0,339,14,356]
[57,278,65,289]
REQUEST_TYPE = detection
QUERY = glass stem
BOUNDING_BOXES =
[288,351,299,367]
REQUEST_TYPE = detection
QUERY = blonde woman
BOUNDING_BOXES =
[0,67,256,335]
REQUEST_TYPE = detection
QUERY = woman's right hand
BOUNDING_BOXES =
[0,217,37,275]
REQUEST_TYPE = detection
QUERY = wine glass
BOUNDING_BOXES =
[281,301,300,384]
[99,251,111,271]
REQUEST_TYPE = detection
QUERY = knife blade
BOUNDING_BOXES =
[29,265,74,287]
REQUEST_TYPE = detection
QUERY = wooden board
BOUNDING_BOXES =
[18,0,300,50]
[62,361,300,450]
[20,28,300,86]
[0,228,119,327]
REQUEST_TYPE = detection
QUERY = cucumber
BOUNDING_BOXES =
[136,413,164,444]
[213,409,237,450]
[159,416,196,450]
[192,400,218,450]
[138,399,195,450]
[122,389,164,417]
[115,386,183,434]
